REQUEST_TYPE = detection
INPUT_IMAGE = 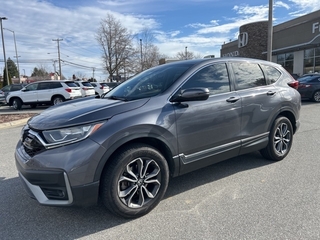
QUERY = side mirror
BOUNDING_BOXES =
[170,88,210,102]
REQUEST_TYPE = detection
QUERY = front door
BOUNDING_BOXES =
[173,62,242,174]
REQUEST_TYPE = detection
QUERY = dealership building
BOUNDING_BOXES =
[220,9,320,76]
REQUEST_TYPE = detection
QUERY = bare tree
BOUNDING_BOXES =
[175,50,202,60]
[31,64,51,80]
[140,29,161,71]
[96,13,134,81]
[73,71,87,80]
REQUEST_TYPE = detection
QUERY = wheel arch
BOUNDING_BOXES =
[8,96,23,106]
[51,94,65,102]
[273,110,297,134]
[94,136,178,183]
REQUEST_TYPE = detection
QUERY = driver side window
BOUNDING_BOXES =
[181,63,231,95]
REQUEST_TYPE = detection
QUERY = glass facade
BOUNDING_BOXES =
[304,47,320,74]
[277,53,294,73]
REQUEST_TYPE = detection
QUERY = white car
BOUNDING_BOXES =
[6,80,82,110]
[90,82,110,96]
[74,81,95,97]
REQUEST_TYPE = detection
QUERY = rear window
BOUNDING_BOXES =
[11,85,23,91]
[82,82,93,87]
[65,82,79,87]
[260,64,282,84]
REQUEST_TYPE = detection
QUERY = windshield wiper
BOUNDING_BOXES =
[108,96,128,101]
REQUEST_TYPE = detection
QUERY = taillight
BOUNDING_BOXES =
[288,80,299,90]
[100,86,104,89]
[65,88,72,93]
[83,87,88,90]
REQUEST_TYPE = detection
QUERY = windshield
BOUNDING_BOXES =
[104,63,192,101]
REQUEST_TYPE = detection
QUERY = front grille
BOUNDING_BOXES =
[21,130,45,157]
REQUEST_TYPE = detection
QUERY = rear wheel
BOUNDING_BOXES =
[260,116,293,161]
[100,143,169,218]
[52,96,64,105]
[312,90,320,102]
[12,98,22,110]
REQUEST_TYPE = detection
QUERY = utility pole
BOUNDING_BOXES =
[0,17,10,85]
[92,67,95,81]
[267,0,273,61]
[4,28,20,82]
[52,38,63,79]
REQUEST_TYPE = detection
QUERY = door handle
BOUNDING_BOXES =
[226,97,240,103]
[267,91,276,96]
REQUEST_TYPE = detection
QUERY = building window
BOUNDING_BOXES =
[277,53,294,73]
[304,47,320,74]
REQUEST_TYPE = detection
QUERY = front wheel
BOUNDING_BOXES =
[12,98,22,110]
[312,90,320,102]
[260,116,293,161]
[100,143,169,218]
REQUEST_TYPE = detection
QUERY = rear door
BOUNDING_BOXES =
[173,62,242,171]
[37,82,54,102]
[229,61,283,154]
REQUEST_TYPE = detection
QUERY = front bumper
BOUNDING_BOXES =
[15,136,105,207]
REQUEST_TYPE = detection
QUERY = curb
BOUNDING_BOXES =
[0,118,30,130]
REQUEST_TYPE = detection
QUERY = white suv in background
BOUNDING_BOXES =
[74,81,95,97]
[6,80,82,110]
[91,82,110,96]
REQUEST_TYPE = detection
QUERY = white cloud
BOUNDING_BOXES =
[288,0,320,16]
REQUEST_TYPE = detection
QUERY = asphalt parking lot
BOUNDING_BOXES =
[1,101,320,239]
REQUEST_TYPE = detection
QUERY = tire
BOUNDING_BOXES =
[52,96,64,105]
[100,143,169,218]
[260,116,293,161]
[312,90,320,102]
[12,98,22,110]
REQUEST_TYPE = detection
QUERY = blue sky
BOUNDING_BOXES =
[1,0,319,80]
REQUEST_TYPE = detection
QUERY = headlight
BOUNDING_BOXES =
[42,123,103,146]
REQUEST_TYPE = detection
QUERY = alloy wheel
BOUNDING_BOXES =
[117,158,161,208]
[273,122,291,155]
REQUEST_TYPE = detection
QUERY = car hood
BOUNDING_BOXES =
[28,98,149,130]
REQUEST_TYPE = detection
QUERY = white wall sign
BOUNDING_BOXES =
[238,32,248,48]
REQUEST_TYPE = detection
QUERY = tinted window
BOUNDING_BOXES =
[82,82,93,87]
[26,83,38,91]
[2,85,10,92]
[232,62,266,90]
[38,83,51,90]
[65,82,78,87]
[260,64,281,84]
[50,82,63,89]
[91,83,97,87]
[11,85,23,91]
[181,63,230,95]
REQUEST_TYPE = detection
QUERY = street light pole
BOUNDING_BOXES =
[52,38,63,79]
[0,17,10,85]
[4,28,20,82]
[140,39,142,71]
[185,46,188,60]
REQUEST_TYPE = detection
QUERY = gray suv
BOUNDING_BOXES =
[15,58,301,218]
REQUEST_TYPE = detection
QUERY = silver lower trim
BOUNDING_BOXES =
[19,172,74,205]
